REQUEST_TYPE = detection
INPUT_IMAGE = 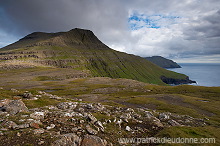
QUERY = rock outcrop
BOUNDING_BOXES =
[161,75,196,85]
[0,90,207,145]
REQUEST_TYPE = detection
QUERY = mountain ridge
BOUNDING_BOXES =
[0,28,193,85]
[145,56,181,68]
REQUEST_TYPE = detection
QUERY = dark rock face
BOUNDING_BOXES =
[160,76,196,85]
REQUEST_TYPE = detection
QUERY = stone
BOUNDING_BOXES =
[33,128,45,134]
[116,119,123,129]
[95,121,104,132]
[94,103,104,111]
[2,121,17,129]
[57,102,77,110]
[17,132,21,136]
[47,124,56,130]
[22,92,33,99]
[0,131,3,136]
[13,123,29,129]
[30,112,45,120]
[120,113,131,120]
[86,104,93,109]
[1,99,29,115]
[86,125,98,135]
[145,111,154,119]
[168,120,181,126]
[159,113,170,121]
[30,122,40,129]
[0,99,10,108]
[81,135,106,146]
[57,102,69,110]
[87,114,97,123]
[52,133,82,146]
[125,126,132,131]
[11,88,19,93]
[152,118,164,128]
[38,141,45,145]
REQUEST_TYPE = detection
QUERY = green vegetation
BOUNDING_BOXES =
[156,126,220,144]
[0,28,219,143]
[145,56,181,68]
[0,28,188,85]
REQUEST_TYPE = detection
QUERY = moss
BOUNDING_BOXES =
[35,76,54,81]
[23,97,63,109]
[156,126,220,143]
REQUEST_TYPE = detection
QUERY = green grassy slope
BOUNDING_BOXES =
[0,28,187,85]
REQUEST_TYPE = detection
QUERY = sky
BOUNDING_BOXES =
[0,0,220,63]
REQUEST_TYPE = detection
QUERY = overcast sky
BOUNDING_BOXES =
[0,0,220,63]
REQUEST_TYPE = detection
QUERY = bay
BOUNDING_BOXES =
[168,63,220,87]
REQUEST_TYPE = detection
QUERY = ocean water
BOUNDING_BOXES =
[168,63,220,87]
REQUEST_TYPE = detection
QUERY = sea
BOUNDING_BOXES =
[167,63,220,87]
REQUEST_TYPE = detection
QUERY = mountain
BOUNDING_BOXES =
[0,28,192,85]
[145,56,181,68]
[0,28,219,145]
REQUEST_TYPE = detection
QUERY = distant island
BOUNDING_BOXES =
[144,56,181,68]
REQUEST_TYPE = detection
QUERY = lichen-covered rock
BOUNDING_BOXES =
[33,128,45,134]
[57,102,77,110]
[22,92,33,99]
[0,99,29,115]
[125,126,132,131]
[46,124,56,130]
[52,133,82,146]
[87,114,97,124]
[159,113,170,121]
[86,125,98,135]
[13,123,29,129]
[152,118,164,128]
[1,121,17,129]
[30,112,45,120]
[145,111,154,119]
[81,135,106,146]
[168,119,181,126]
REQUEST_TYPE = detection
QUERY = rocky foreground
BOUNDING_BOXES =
[0,89,208,146]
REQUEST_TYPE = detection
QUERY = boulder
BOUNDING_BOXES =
[0,99,29,115]
[86,125,98,135]
[81,135,106,146]
[52,133,82,146]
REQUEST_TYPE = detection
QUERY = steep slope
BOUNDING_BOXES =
[145,56,181,68]
[0,28,190,85]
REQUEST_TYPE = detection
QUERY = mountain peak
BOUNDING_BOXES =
[2,28,106,50]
